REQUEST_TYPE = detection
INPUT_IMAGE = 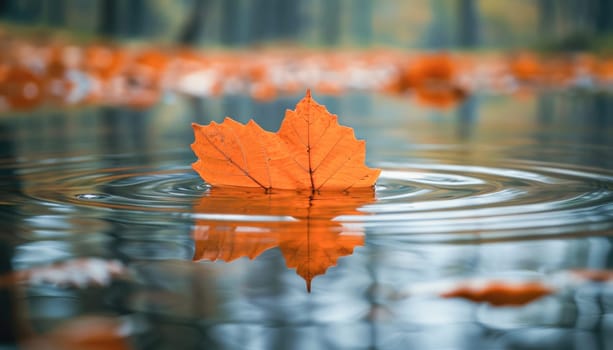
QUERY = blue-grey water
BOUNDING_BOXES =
[1,91,612,349]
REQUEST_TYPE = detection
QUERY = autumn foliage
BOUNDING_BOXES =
[191,90,381,191]
[382,53,468,108]
[1,32,612,113]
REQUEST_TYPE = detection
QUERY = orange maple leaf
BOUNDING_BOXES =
[191,90,380,192]
[191,188,374,291]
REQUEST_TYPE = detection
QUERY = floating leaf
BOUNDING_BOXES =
[510,53,543,82]
[21,315,133,350]
[441,281,553,306]
[0,67,44,110]
[571,269,613,282]
[0,258,125,288]
[191,90,380,192]
[414,85,466,109]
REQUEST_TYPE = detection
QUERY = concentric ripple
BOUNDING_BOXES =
[13,148,613,242]
[359,159,613,242]
[25,166,205,213]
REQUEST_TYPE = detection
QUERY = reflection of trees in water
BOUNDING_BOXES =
[535,92,612,168]
[99,107,151,166]
[0,123,20,344]
[456,0,479,47]
[0,93,611,347]
[456,95,478,140]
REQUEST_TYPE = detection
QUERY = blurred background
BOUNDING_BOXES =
[0,0,612,51]
[1,2,613,349]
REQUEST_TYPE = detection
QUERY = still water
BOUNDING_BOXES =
[1,91,612,349]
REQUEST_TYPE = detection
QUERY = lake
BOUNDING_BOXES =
[1,90,612,349]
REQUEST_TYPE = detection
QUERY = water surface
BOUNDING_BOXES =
[1,91,612,349]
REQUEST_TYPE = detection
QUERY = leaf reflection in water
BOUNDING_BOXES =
[191,187,375,291]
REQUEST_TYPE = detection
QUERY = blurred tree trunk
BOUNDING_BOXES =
[428,0,451,48]
[351,0,372,46]
[98,0,119,36]
[321,0,341,46]
[45,0,64,26]
[220,0,240,45]
[127,0,144,37]
[456,0,479,47]
[595,0,612,33]
[250,0,277,43]
[277,0,299,40]
[4,0,41,22]
[0,0,7,18]
[178,0,210,45]
[538,0,555,38]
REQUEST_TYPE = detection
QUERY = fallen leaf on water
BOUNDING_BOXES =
[441,281,553,306]
[84,45,126,80]
[570,269,613,282]
[0,258,125,289]
[192,187,374,291]
[191,90,380,191]
[404,53,458,88]
[407,54,467,108]
[414,85,467,109]
[0,67,44,110]
[384,53,468,108]
[509,53,543,82]
[21,315,133,350]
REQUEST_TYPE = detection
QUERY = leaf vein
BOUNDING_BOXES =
[202,130,267,190]
[312,132,346,174]
[316,153,354,191]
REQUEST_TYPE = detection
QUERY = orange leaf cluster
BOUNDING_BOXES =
[192,187,374,291]
[191,90,381,192]
[383,53,468,108]
[2,32,613,113]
